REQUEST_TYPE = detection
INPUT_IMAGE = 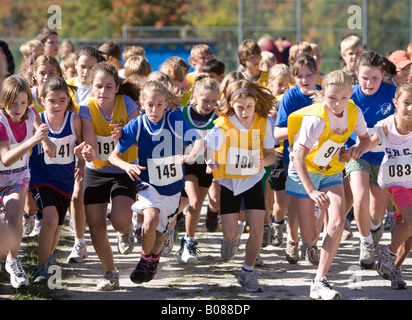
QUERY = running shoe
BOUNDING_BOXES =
[285,240,299,264]
[177,237,199,264]
[97,270,120,291]
[376,245,396,280]
[5,257,29,288]
[310,276,341,300]
[238,270,263,292]
[117,226,135,255]
[67,243,88,263]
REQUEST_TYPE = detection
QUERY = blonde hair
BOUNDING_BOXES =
[268,63,292,89]
[311,70,352,104]
[189,75,220,105]
[261,51,277,65]
[188,44,213,66]
[146,71,182,105]
[122,46,145,63]
[340,35,363,55]
[218,79,275,118]
[140,80,178,111]
[219,71,245,99]
[394,81,412,100]
[124,55,152,78]
[19,39,44,58]
[1,76,32,121]
[159,58,187,82]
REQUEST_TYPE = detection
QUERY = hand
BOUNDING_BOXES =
[74,141,96,162]
[339,148,351,163]
[124,163,146,181]
[178,153,197,165]
[346,146,364,160]
[205,158,220,174]
[32,123,49,144]
[42,137,56,159]
[110,124,122,140]
[308,189,330,210]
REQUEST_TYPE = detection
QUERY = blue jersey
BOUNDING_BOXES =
[345,82,396,165]
[29,111,77,197]
[275,84,321,166]
[118,108,198,196]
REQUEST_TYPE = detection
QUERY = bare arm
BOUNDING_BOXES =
[274,126,288,141]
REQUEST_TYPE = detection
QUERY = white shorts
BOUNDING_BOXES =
[131,182,181,233]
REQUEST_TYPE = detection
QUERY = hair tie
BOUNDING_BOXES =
[229,87,257,101]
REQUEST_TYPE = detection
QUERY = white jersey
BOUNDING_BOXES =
[0,108,36,187]
[376,115,412,189]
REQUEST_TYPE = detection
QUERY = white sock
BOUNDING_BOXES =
[361,233,373,244]
[242,262,253,273]
[75,238,85,245]
[370,220,381,232]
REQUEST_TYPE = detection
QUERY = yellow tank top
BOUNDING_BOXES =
[66,77,80,112]
[87,95,138,169]
[288,100,357,176]
[212,115,267,180]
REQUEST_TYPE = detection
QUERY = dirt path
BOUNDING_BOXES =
[1,203,412,301]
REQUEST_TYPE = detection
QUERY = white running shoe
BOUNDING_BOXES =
[177,238,199,264]
[117,226,135,255]
[22,213,35,236]
[67,243,88,263]
[310,276,341,300]
[5,257,29,288]
[238,270,263,292]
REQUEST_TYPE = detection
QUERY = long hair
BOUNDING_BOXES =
[189,74,220,106]
[31,54,63,88]
[218,79,275,118]
[140,80,179,111]
[1,76,32,121]
[357,51,397,77]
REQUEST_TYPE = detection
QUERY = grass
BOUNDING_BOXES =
[0,220,74,300]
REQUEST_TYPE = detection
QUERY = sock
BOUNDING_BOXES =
[151,252,161,263]
[241,262,253,273]
[141,252,152,263]
[386,246,397,256]
[75,238,85,245]
[370,220,381,232]
[207,206,219,214]
[273,218,284,225]
[361,233,373,244]
[184,233,195,242]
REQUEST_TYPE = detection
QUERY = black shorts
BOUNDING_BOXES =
[83,168,137,205]
[30,186,71,225]
[220,181,265,214]
[268,159,287,191]
[181,162,213,198]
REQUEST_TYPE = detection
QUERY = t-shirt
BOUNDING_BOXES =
[117,108,198,196]
[345,81,396,165]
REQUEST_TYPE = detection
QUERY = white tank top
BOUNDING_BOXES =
[0,108,35,187]
[376,115,412,189]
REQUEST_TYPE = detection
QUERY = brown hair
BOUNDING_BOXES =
[124,55,152,78]
[357,51,397,77]
[40,77,76,113]
[31,54,63,87]
[237,39,261,67]
[290,53,318,77]
[288,41,314,66]
[218,79,275,117]
[394,81,412,100]
[1,76,32,121]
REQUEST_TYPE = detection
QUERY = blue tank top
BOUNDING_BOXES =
[29,111,77,197]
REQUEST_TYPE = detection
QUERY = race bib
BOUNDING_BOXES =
[44,135,76,165]
[95,135,118,161]
[0,143,28,170]
[380,157,412,185]
[313,140,344,167]
[147,154,183,186]
[225,146,259,176]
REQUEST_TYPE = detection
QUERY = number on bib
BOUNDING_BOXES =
[381,157,412,185]
[312,140,343,167]
[44,135,76,165]
[95,135,117,161]
[147,154,183,186]
[225,146,259,176]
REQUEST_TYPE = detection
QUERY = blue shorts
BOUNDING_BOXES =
[285,165,343,199]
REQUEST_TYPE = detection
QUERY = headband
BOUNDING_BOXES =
[229,87,257,101]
